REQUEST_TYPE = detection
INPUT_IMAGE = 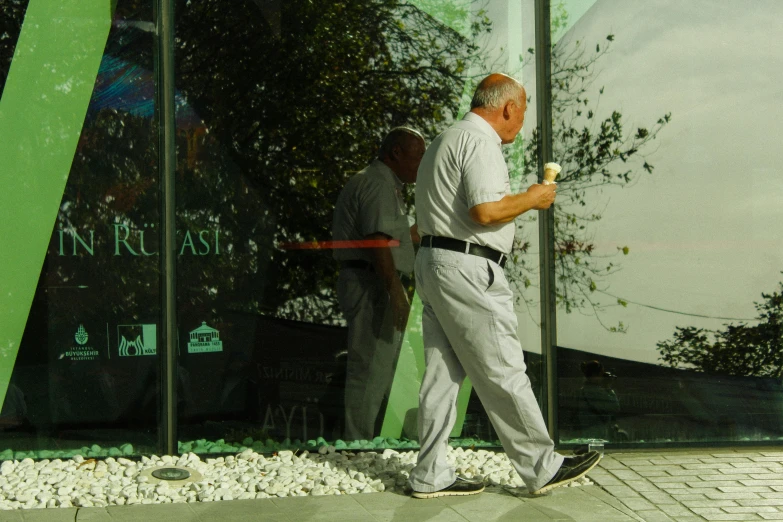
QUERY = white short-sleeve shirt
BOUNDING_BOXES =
[332,159,415,273]
[415,112,514,254]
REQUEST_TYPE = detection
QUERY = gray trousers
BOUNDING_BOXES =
[337,268,402,441]
[408,246,563,492]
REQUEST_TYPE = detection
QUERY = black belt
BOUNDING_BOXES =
[421,236,507,268]
[341,260,374,272]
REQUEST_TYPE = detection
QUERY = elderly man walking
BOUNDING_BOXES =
[408,73,601,498]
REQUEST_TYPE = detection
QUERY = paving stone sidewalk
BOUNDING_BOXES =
[0,485,645,522]
[593,448,783,521]
[0,447,781,521]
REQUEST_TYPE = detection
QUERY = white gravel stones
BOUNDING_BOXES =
[0,447,591,510]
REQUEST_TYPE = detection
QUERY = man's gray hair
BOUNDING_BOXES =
[470,75,524,111]
[378,126,424,159]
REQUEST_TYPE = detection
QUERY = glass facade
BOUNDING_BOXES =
[553,0,783,446]
[1,0,781,460]
[0,0,160,458]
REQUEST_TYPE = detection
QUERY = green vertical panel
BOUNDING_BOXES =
[451,375,472,438]
[378,1,476,442]
[381,4,471,442]
[380,293,425,438]
[0,1,115,407]
[380,292,473,439]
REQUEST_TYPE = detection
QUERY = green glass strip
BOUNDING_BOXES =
[380,292,473,438]
[378,5,475,441]
[0,0,115,407]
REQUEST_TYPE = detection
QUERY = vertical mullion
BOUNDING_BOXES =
[534,0,557,442]
[155,0,178,456]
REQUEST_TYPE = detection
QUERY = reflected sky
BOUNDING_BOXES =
[553,0,783,363]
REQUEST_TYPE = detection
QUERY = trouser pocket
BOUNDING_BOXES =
[485,261,495,292]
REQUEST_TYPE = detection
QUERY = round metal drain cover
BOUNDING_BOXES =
[151,467,191,481]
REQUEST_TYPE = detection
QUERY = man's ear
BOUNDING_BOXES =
[502,101,514,120]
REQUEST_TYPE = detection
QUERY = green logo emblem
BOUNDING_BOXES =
[74,324,89,345]
[187,322,223,353]
[118,324,157,356]
[62,324,99,361]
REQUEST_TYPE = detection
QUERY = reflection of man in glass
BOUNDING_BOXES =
[332,127,425,440]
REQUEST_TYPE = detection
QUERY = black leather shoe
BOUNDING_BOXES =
[412,476,485,499]
[531,450,602,495]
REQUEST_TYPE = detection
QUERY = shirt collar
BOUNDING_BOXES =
[371,159,405,191]
[462,112,502,146]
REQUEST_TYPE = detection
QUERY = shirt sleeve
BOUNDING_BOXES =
[462,138,510,209]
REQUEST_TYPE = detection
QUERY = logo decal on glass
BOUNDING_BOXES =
[118,324,157,356]
[74,324,89,345]
[60,324,99,361]
[187,322,223,353]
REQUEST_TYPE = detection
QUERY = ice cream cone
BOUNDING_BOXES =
[543,162,561,185]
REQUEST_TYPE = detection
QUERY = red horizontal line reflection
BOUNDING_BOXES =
[279,240,400,250]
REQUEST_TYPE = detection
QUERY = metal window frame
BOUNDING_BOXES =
[534,0,558,442]
[155,0,178,456]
